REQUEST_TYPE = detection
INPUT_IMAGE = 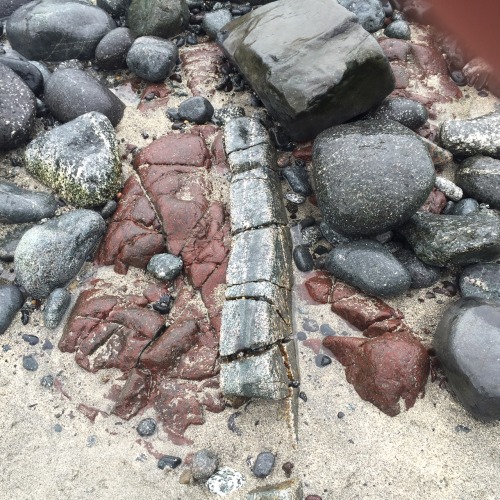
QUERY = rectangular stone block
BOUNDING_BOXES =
[224,117,269,154]
[228,142,277,175]
[230,167,287,233]
[220,298,290,356]
[220,346,290,399]
[226,225,293,290]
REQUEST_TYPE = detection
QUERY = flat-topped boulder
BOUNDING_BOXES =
[220,0,394,141]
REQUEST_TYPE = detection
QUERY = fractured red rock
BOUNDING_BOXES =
[304,272,334,304]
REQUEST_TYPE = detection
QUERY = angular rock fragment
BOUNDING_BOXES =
[220,0,394,141]
[221,346,289,400]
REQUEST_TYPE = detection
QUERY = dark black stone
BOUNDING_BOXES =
[299,391,307,402]
[269,126,294,151]
[22,355,38,371]
[393,247,441,289]
[97,0,131,17]
[293,245,314,272]
[302,318,318,332]
[316,354,332,367]
[0,56,43,96]
[100,200,118,219]
[338,411,345,418]
[158,455,182,470]
[252,451,275,478]
[95,27,135,70]
[22,334,39,345]
[365,97,427,130]
[40,374,54,387]
[282,164,312,196]
[136,417,157,437]
[0,285,24,334]
[178,96,214,124]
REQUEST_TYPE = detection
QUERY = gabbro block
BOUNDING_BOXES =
[230,167,287,233]
[220,298,290,356]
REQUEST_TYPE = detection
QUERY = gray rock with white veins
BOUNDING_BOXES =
[224,117,268,155]
[228,142,278,175]
[43,288,71,329]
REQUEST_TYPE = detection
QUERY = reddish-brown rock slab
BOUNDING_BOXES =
[292,143,313,162]
[420,188,447,214]
[180,43,225,97]
[137,83,171,113]
[323,331,430,416]
[304,272,334,304]
[95,176,165,274]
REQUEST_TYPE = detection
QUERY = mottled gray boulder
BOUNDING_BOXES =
[224,117,268,154]
[365,97,428,130]
[220,299,289,356]
[0,0,30,18]
[0,56,43,96]
[0,181,58,224]
[456,156,500,208]
[399,212,500,266]
[221,346,289,399]
[45,69,125,126]
[14,210,105,298]
[338,0,385,33]
[97,0,131,17]
[440,113,500,159]
[43,288,71,329]
[393,247,441,289]
[228,143,277,175]
[6,0,115,61]
[25,112,121,207]
[246,479,303,500]
[459,264,500,302]
[0,226,31,261]
[95,28,135,70]
[0,285,24,334]
[126,36,178,82]
[0,63,36,150]
[230,167,287,233]
[191,449,219,482]
[202,9,232,40]
[178,96,214,124]
[220,0,394,141]
[325,240,411,298]
[312,120,435,236]
[146,253,182,280]
[127,0,189,38]
[434,298,500,420]
[384,20,411,39]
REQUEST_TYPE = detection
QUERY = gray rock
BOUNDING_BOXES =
[338,0,385,33]
[43,288,71,329]
[228,142,277,175]
[206,467,245,497]
[127,0,189,38]
[220,298,289,356]
[324,240,411,298]
[456,155,500,208]
[419,135,454,167]
[45,69,125,126]
[146,253,183,280]
[191,449,219,481]
[22,355,38,371]
[459,263,500,302]
[384,19,411,39]
[224,117,268,154]
[6,0,115,61]
[312,120,435,236]
[449,198,479,216]
[14,209,105,298]
[178,96,214,124]
[0,0,30,18]
[319,222,351,245]
[29,61,52,86]
[136,417,156,436]
[0,285,24,334]
[439,112,500,159]
[202,9,232,40]
[434,176,463,202]
[0,181,58,224]
[230,167,287,233]
[97,0,131,17]
[246,479,304,500]
[0,62,36,151]
[212,105,245,126]
[393,247,441,289]
[434,298,500,420]
[399,212,500,266]
[0,225,32,261]
[252,452,275,478]
[25,112,121,207]
[227,226,292,290]
[220,0,394,141]
[365,98,428,130]
[95,28,135,71]
[0,56,43,96]
[221,345,289,399]
[100,200,118,219]
[292,245,314,272]
[282,164,312,197]
[126,36,178,82]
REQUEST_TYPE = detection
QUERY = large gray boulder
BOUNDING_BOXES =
[24,112,122,207]
[312,120,435,237]
[127,0,189,38]
[0,0,30,18]
[14,210,105,298]
[6,0,115,61]
[434,298,500,420]
[220,0,394,141]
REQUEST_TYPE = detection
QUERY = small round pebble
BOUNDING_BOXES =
[302,318,319,332]
[315,354,332,367]
[54,424,63,432]
[178,96,214,124]
[158,455,182,470]
[40,374,54,388]
[320,324,336,336]
[192,448,219,481]
[206,467,245,496]
[296,331,307,341]
[22,334,39,345]
[293,245,314,272]
[338,411,345,419]
[100,200,118,219]
[285,192,306,204]
[252,451,275,478]
[22,355,38,371]
[455,424,471,433]
[147,253,183,280]
[136,417,157,437]
[384,20,410,39]
[282,461,294,478]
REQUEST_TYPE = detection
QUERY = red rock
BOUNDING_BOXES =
[304,272,333,304]
[323,331,430,416]
[411,42,449,76]
[420,188,447,214]
[292,144,313,162]
[390,64,410,89]
[113,368,152,419]
[363,318,411,338]
[137,84,170,112]
[379,38,411,62]
[211,131,230,176]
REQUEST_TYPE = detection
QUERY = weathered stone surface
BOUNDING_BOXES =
[324,240,411,298]
[220,299,289,356]
[0,181,57,224]
[6,0,115,61]
[459,264,500,302]
[324,331,430,416]
[282,164,312,197]
[366,97,428,130]
[97,0,131,17]
[0,0,30,18]
[419,188,447,214]
[25,112,121,207]
[448,198,479,216]
[313,120,435,236]
[228,142,277,175]
[44,69,125,126]
[439,113,500,159]
[304,272,333,304]
[178,96,214,124]
[0,56,43,96]
[43,288,71,329]
[0,62,36,150]
[0,225,31,262]
[338,0,385,33]
[224,117,268,155]
[384,20,411,40]
[127,0,189,38]
[221,0,394,141]
[15,210,105,298]
[202,8,232,40]
[0,285,24,335]
[456,156,500,209]
[246,479,303,500]
[221,346,289,400]
[399,212,500,266]
[227,226,292,290]
[207,467,245,497]
[191,449,219,481]
[434,298,500,420]
[230,167,287,233]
